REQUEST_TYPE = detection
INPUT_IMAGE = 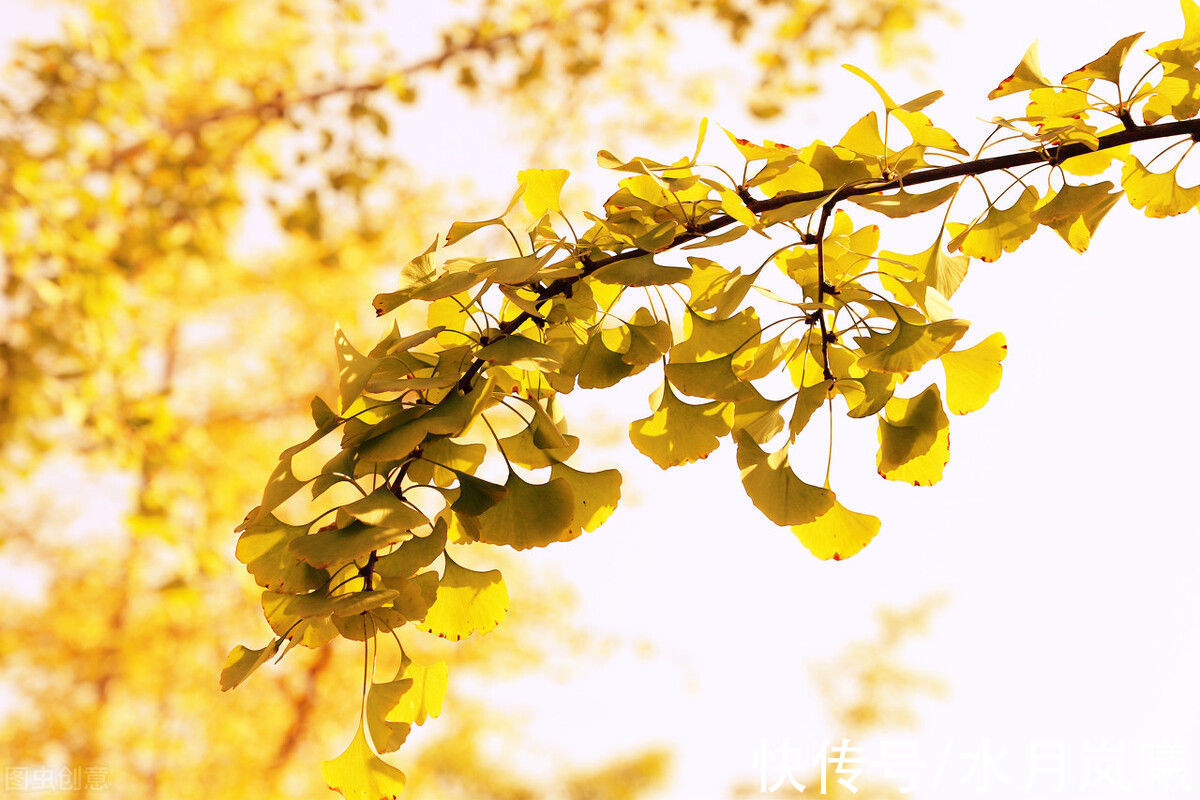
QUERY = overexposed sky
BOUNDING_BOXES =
[3,1,1197,798]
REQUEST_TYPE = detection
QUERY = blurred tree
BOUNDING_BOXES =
[0,0,942,797]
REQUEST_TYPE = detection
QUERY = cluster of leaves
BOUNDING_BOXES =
[229,3,1200,796]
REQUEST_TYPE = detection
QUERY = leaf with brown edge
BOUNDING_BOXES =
[792,493,881,561]
[877,385,950,486]
[321,724,406,800]
[630,381,733,468]
[988,42,1052,99]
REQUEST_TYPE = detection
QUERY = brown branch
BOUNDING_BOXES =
[457,116,1200,392]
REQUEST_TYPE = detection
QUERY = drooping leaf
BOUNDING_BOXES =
[321,724,406,800]
[941,333,1008,414]
[549,461,622,536]
[341,488,430,530]
[792,494,881,561]
[290,522,412,570]
[734,431,835,526]
[849,184,958,218]
[592,253,692,286]
[236,513,327,594]
[857,317,970,375]
[476,334,562,370]
[1121,155,1200,217]
[630,381,733,468]
[419,555,509,640]
[946,186,1040,262]
[474,472,576,549]
[876,385,950,486]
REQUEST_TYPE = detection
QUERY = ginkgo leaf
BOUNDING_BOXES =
[592,254,692,286]
[290,522,411,570]
[470,252,551,285]
[321,724,406,800]
[988,42,1052,99]
[849,184,958,218]
[684,257,759,318]
[450,471,508,516]
[856,317,970,375]
[220,639,281,691]
[1121,156,1200,217]
[474,472,576,549]
[1063,32,1144,84]
[419,555,508,640]
[341,488,429,530]
[630,381,733,468]
[374,520,448,580]
[517,168,569,218]
[671,307,761,362]
[386,571,439,622]
[735,431,835,526]
[382,658,449,727]
[946,186,1039,262]
[476,335,562,370]
[791,495,881,560]
[365,679,413,754]
[549,461,622,536]
[877,385,950,486]
[236,513,327,594]
[731,391,789,443]
[1030,181,1116,225]
[941,333,1007,414]
[664,355,757,402]
[879,235,969,300]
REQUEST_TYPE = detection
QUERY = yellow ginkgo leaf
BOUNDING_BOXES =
[366,656,450,753]
[549,461,622,536]
[1062,31,1144,84]
[418,555,509,640]
[735,431,835,526]
[857,317,970,375]
[791,495,881,561]
[219,639,281,691]
[671,307,761,362]
[877,385,950,486]
[941,333,1008,414]
[988,42,1052,99]
[373,521,448,581]
[517,168,569,218]
[321,724,406,800]
[1121,156,1200,217]
[474,472,576,550]
[946,186,1040,262]
[630,381,733,468]
[289,522,411,570]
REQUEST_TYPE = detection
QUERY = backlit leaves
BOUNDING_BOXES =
[630,381,733,468]
[419,556,509,640]
[1121,156,1200,217]
[735,431,835,526]
[321,725,407,800]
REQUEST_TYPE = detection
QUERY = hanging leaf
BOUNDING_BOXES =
[877,385,950,486]
[735,431,835,526]
[630,381,733,468]
[419,555,509,640]
[941,334,1008,414]
[792,495,881,561]
[321,724,406,800]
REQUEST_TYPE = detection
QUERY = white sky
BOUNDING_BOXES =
[3,1,1198,798]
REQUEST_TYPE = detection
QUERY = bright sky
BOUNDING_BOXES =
[4,1,1198,798]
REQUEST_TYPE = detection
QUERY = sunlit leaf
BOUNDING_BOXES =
[418,555,508,640]
[321,724,406,800]
[877,385,950,485]
[517,168,569,218]
[791,495,881,561]
[941,333,1008,414]
[735,431,835,526]
[630,381,732,468]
